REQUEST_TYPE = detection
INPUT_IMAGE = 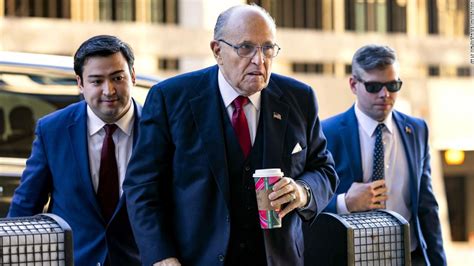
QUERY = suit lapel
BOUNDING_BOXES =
[131,99,142,146]
[260,81,288,168]
[189,68,231,209]
[67,102,103,217]
[393,111,419,208]
[112,99,142,221]
[343,106,363,182]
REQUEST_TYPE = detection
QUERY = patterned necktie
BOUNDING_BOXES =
[372,123,386,181]
[231,96,251,158]
[97,124,119,222]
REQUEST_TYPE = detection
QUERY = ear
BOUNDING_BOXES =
[131,67,136,85]
[210,40,223,65]
[76,75,84,93]
[349,76,358,95]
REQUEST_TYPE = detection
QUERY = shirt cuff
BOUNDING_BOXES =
[336,193,350,214]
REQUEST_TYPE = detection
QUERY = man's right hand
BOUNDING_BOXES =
[153,258,181,266]
[345,180,387,212]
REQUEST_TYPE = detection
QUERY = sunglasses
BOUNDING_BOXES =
[355,76,403,93]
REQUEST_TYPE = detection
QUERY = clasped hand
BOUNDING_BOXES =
[345,179,387,212]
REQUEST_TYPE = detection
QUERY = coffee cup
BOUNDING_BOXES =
[253,168,284,229]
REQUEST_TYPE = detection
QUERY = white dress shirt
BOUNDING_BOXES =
[218,70,261,143]
[336,104,417,249]
[87,102,135,196]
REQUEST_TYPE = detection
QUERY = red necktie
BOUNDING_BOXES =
[97,124,119,222]
[231,96,251,158]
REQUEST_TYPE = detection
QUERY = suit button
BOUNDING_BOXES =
[244,166,251,171]
[226,215,230,223]
[218,254,225,262]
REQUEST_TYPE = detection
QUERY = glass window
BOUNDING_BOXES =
[99,0,113,21]
[150,0,178,24]
[428,65,440,77]
[158,58,179,71]
[250,0,324,29]
[0,71,80,158]
[386,0,406,32]
[460,0,468,36]
[345,64,353,75]
[116,0,135,21]
[427,0,438,34]
[99,0,135,21]
[456,66,471,77]
[345,0,405,33]
[291,62,332,74]
[4,0,70,18]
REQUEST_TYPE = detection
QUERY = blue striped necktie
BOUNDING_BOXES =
[372,123,386,181]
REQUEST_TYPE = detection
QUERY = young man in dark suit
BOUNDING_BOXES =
[9,35,141,265]
[124,4,338,266]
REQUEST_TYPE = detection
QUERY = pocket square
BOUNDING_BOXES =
[273,112,282,120]
[291,143,303,154]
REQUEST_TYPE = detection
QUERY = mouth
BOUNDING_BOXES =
[247,71,264,77]
[375,102,392,109]
[101,98,119,104]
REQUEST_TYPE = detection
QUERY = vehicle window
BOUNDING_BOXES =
[0,71,81,158]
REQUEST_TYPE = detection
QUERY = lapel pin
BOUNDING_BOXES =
[273,112,282,120]
[405,126,412,134]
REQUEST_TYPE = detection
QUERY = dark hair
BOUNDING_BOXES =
[213,4,276,40]
[73,35,134,79]
[351,44,397,78]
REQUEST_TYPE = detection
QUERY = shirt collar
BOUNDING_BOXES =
[218,69,261,111]
[354,102,394,137]
[87,100,135,136]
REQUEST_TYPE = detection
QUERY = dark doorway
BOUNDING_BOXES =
[444,175,467,241]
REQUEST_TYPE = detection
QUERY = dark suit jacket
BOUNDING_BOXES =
[8,100,142,266]
[123,65,338,266]
[321,105,446,265]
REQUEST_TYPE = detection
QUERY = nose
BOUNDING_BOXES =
[378,86,390,98]
[251,47,265,65]
[102,80,116,96]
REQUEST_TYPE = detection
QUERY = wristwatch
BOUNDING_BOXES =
[297,181,312,209]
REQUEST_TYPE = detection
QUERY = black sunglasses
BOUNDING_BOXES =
[355,77,403,93]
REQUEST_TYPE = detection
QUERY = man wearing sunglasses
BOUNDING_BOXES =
[305,45,446,266]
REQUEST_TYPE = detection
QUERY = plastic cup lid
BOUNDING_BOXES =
[253,168,284,177]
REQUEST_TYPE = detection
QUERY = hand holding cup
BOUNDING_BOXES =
[269,178,308,218]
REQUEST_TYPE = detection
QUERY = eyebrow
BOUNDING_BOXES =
[86,70,126,78]
[365,80,399,83]
[239,40,274,45]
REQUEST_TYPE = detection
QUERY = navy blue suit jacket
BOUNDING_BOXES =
[124,65,338,266]
[322,105,446,265]
[8,100,141,265]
